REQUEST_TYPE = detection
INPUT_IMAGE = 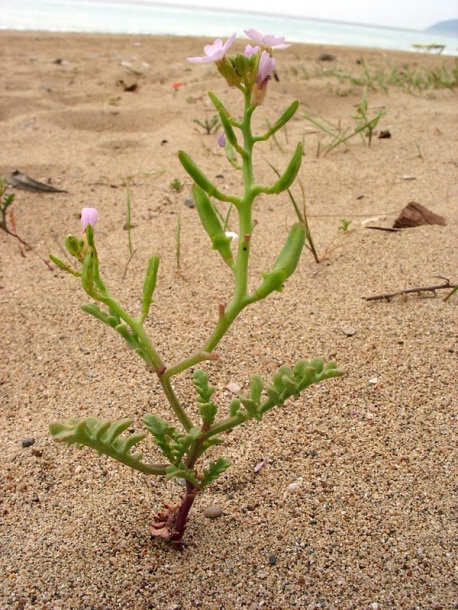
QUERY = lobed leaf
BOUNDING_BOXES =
[49,416,166,476]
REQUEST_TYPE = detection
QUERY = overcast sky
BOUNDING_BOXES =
[151,0,458,31]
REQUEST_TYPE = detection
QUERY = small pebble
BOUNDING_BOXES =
[226,382,241,394]
[203,505,224,519]
[341,325,356,337]
[21,438,35,448]
[184,195,194,208]
[268,554,277,565]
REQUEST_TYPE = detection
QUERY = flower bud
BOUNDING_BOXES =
[81,207,98,231]
[216,56,242,87]
[233,53,251,78]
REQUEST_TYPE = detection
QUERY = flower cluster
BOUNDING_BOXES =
[187,28,290,105]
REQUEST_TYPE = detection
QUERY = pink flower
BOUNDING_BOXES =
[187,32,237,64]
[244,44,260,58]
[217,132,226,147]
[244,28,290,50]
[81,207,98,231]
[256,51,277,86]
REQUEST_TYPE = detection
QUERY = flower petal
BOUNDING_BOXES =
[244,28,290,50]
[187,33,236,64]
[244,44,260,58]
[81,207,98,230]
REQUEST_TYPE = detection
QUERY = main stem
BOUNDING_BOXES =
[170,480,198,550]
[164,93,257,381]
[166,93,259,544]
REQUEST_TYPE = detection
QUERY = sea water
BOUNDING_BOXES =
[1,0,457,56]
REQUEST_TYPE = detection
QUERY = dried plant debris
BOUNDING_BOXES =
[7,170,67,193]
[393,202,445,228]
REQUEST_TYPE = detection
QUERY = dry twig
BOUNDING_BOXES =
[364,277,457,301]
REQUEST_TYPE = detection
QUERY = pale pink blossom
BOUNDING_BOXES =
[244,28,290,50]
[256,51,277,85]
[81,207,98,230]
[244,44,260,58]
[187,32,236,64]
[217,132,226,147]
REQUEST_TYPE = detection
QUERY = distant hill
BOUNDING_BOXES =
[424,19,458,37]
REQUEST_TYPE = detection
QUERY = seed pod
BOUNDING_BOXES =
[208,91,225,112]
[178,150,218,197]
[140,256,159,321]
[267,100,299,138]
[81,249,94,293]
[255,268,284,299]
[225,141,242,170]
[255,223,306,298]
[271,223,306,280]
[81,303,109,324]
[218,109,238,148]
[265,142,302,194]
[192,185,234,267]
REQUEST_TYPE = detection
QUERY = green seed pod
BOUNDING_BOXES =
[225,142,242,170]
[85,224,95,248]
[208,91,225,112]
[140,256,159,321]
[255,268,285,299]
[178,150,218,197]
[81,249,94,293]
[219,109,238,148]
[81,302,109,324]
[271,223,306,280]
[266,142,303,194]
[49,254,80,277]
[192,185,234,267]
[267,100,299,137]
[255,224,306,298]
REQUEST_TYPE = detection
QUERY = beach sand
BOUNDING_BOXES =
[1,31,457,609]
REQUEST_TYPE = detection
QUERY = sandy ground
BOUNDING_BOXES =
[1,31,457,609]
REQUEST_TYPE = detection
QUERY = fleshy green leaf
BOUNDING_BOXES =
[193,369,219,427]
[49,417,166,476]
[201,456,231,487]
[165,464,200,488]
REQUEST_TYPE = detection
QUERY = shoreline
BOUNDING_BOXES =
[2,5,457,57]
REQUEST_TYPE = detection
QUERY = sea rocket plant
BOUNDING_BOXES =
[49,30,342,549]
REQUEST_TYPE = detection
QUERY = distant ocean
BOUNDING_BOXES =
[2,0,458,56]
